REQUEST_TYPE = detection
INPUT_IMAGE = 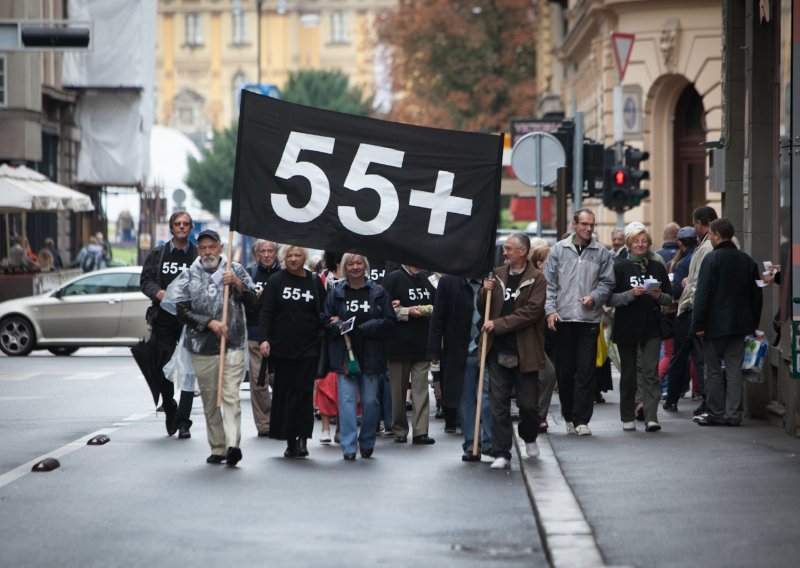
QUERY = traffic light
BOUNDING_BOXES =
[582,142,605,197]
[604,166,631,212]
[552,121,574,192]
[624,147,650,207]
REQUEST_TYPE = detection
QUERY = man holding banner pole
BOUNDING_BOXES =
[479,233,547,470]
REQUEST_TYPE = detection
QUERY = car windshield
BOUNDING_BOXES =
[61,272,141,296]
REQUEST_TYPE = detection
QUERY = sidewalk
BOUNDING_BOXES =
[515,375,800,568]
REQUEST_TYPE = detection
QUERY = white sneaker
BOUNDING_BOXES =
[645,421,662,432]
[622,421,636,431]
[566,422,576,435]
[480,453,494,463]
[319,430,332,444]
[575,424,592,436]
[490,456,510,469]
[525,442,540,458]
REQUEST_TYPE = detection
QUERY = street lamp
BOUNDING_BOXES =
[256,0,263,85]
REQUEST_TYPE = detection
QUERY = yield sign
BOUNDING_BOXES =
[611,32,635,81]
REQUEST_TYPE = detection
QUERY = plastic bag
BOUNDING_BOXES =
[742,331,768,378]
[596,324,608,368]
[163,327,197,392]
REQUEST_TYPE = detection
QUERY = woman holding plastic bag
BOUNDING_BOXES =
[607,227,673,433]
[321,253,395,461]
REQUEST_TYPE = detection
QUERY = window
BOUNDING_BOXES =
[232,7,247,45]
[0,55,6,106]
[330,11,348,44]
[185,13,203,47]
[232,73,247,113]
[63,273,137,296]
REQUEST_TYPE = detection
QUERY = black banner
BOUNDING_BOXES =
[231,91,502,277]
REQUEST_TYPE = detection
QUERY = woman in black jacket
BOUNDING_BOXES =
[321,253,395,460]
[259,245,326,458]
[607,228,673,433]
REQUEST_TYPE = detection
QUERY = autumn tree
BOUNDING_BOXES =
[375,0,536,131]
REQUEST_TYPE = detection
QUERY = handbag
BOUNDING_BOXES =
[342,334,362,379]
[595,324,608,367]
[310,272,329,379]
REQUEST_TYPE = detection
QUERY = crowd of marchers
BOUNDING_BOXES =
[139,205,766,469]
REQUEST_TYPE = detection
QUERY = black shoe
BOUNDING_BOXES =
[206,454,226,464]
[394,436,408,444]
[284,442,299,458]
[693,400,707,416]
[412,434,436,445]
[360,447,373,458]
[444,425,457,434]
[406,401,413,412]
[663,402,678,412]
[178,424,191,439]
[435,407,444,419]
[461,451,481,462]
[164,401,178,436]
[693,414,723,426]
[343,453,356,461]
[595,395,606,404]
[297,438,309,457]
[226,447,242,467]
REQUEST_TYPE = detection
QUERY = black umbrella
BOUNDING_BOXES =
[131,338,161,406]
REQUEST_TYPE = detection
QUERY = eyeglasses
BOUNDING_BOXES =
[502,245,522,252]
[576,222,596,229]
[173,221,191,227]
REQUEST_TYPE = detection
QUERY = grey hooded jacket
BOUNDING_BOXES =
[543,234,615,323]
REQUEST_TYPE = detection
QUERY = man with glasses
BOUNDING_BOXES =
[141,211,198,438]
[544,208,615,437]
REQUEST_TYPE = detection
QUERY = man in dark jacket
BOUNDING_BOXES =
[691,219,762,426]
[140,211,198,438]
[427,275,492,462]
[480,233,547,469]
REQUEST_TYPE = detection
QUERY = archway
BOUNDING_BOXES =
[672,84,707,224]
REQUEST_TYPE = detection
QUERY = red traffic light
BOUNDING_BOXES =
[614,169,626,185]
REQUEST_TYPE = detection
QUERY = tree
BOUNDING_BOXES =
[185,125,237,215]
[375,0,537,131]
[282,69,373,116]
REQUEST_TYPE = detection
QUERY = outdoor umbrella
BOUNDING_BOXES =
[131,338,161,406]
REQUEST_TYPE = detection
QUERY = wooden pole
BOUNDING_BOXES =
[471,274,494,458]
[216,229,235,407]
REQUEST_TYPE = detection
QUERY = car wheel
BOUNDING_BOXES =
[47,347,79,356]
[0,316,36,356]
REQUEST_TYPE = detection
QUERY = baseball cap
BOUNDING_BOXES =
[677,226,697,240]
[197,229,221,242]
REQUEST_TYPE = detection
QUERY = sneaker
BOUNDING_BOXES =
[622,421,636,431]
[490,456,510,469]
[539,421,549,434]
[376,422,385,435]
[319,430,332,445]
[645,421,662,432]
[575,424,592,436]
[693,400,707,416]
[480,452,494,463]
[525,442,540,458]
[566,422,576,435]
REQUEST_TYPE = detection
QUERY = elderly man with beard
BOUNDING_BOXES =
[173,230,257,466]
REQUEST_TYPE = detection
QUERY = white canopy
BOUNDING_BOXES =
[0,165,95,212]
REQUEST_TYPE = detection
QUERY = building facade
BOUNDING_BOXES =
[156,0,396,142]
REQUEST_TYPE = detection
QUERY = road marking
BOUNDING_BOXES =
[63,372,114,381]
[0,408,153,490]
[514,422,624,568]
[0,373,40,381]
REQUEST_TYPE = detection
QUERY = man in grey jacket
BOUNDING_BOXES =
[544,208,615,436]
[173,230,257,466]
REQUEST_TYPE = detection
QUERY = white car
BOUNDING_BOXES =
[0,266,149,356]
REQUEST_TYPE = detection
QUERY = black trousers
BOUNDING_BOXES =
[269,356,316,442]
[665,311,705,406]
[554,322,598,426]
[488,353,539,459]
[152,318,193,428]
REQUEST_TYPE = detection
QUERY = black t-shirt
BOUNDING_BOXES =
[493,272,523,355]
[155,245,196,327]
[382,267,436,359]
[246,261,280,328]
[343,286,372,364]
[259,270,326,359]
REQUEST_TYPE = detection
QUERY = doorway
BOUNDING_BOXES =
[672,84,707,224]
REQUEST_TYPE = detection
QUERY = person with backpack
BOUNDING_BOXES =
[75,236,107,273]
[140,212,198,438]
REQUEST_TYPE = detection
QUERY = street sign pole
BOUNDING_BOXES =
[611,32,635,166]
[511,132,566,239]
[573,112,584,212]
[535,135,542,238]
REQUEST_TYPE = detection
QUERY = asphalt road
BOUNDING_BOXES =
[0,349,547,568]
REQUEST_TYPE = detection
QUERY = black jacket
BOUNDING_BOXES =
[427,275,478,409]
[607,256,673,344]
[382,266,437,360]
[691,241,763,338]
[322,279,396,374]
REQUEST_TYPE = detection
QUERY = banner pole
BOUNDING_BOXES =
[472,274,494,458]
[216,229,235,407]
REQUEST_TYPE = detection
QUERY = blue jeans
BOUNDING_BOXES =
[337,372,381,455]
[459,353,492,454]
[376,372,392,427]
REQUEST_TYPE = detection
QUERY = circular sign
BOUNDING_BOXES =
[511,132,566,188]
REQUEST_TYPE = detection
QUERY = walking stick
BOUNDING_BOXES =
[471,272,494,458]
[216,229,235,407]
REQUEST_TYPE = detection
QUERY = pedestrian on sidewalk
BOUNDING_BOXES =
[174,229,257,466]
[691,219,762,427]
[427,274,493,462]
[322,253,395,461]
[259,245,327,458]
[530,245,558,433]
[479,233,547,469]
[607,227,673,432]
[544,209,615,437]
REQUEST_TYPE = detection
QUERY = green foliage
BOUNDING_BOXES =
[185,125,238,214]
[282,69,373,116]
